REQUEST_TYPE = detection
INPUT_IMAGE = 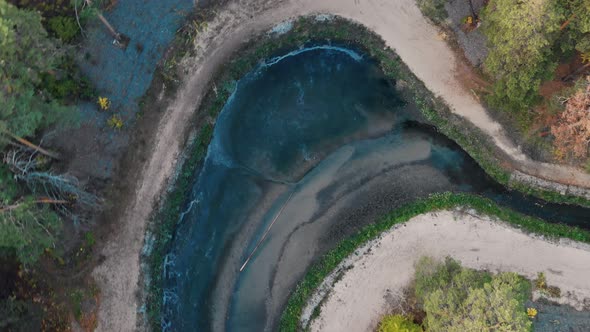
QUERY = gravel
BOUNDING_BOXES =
[444,0,488,67]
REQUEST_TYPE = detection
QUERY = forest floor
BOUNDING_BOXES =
[83,0,590,331]
[305,210,590,332]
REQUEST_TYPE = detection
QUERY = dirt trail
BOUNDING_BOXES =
[93,0,590,331]
[306,210,590,332]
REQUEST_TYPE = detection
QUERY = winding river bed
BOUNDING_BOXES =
[161,46,590,331]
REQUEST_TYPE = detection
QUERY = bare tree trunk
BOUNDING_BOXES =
[96,11,120,39]
[560,13,576,31]
[562,62,590,82]
[6,132,60,160]
[85,0,130,48]
[467,0,478,20]
[0,198,68,212]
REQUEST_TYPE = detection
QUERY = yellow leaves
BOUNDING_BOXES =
[527,307,538,319]
[107,114,123,130]
[99,96,123,130]
[97,96,110,110]
[582,52,590,64]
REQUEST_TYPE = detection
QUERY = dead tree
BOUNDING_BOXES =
[3,148,101,222]
[84,0,130,49]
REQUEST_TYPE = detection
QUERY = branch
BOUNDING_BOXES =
[0,198,68,212]
[5,132,60,160]
[560,13,576,31]
[74,0,87,38]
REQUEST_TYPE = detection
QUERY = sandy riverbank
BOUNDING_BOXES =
[305,210,590,332]
[92,0,590,330]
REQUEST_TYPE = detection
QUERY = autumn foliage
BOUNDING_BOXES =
[551,77,590,160]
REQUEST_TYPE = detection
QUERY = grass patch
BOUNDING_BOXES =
[279,192,590,331]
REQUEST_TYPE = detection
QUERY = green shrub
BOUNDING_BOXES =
[41,56,95,102]
[416,0,448,24]
[416,257,532,332]
[0,297,43,331]
[0,165,18,205]
[48,16,79,43]
[414,256,491,306]
[377,314,422,332]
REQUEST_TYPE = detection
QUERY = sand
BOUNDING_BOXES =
[92,0,590,331]
[306,210,590,332]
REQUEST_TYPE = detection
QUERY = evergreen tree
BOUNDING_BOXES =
[0,0,74,264]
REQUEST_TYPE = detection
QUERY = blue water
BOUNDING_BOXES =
[162,46,590,331]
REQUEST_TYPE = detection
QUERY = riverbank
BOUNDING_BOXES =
[279,192,590,331]
[95,1,590,331]
[303,209,590,331]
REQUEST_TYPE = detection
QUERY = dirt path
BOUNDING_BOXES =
[305,210,590,332]
[93,0,590,331]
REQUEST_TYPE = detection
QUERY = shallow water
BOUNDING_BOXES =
[162,46,590,331]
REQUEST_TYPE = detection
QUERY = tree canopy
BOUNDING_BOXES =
[0,0,74,264]
[551,77,590,160]
[481,0,563,112]
[415,257,532,332]
[557,0,590,53]
[481,0,590,116]
[0,0,71,142]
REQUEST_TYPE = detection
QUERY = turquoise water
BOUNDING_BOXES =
[162,46,590,331]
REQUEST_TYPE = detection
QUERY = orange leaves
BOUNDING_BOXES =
[551,77,590,160]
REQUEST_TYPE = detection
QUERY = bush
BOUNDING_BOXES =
[416,0,448,24]
[48,16,79,43]
[414,256,491,304]
[0,298,28,330]
[415,257,532,332]
[41,56,95,102]
[377,314,422,332]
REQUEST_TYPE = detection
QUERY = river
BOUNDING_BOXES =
[161,45,590,331]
